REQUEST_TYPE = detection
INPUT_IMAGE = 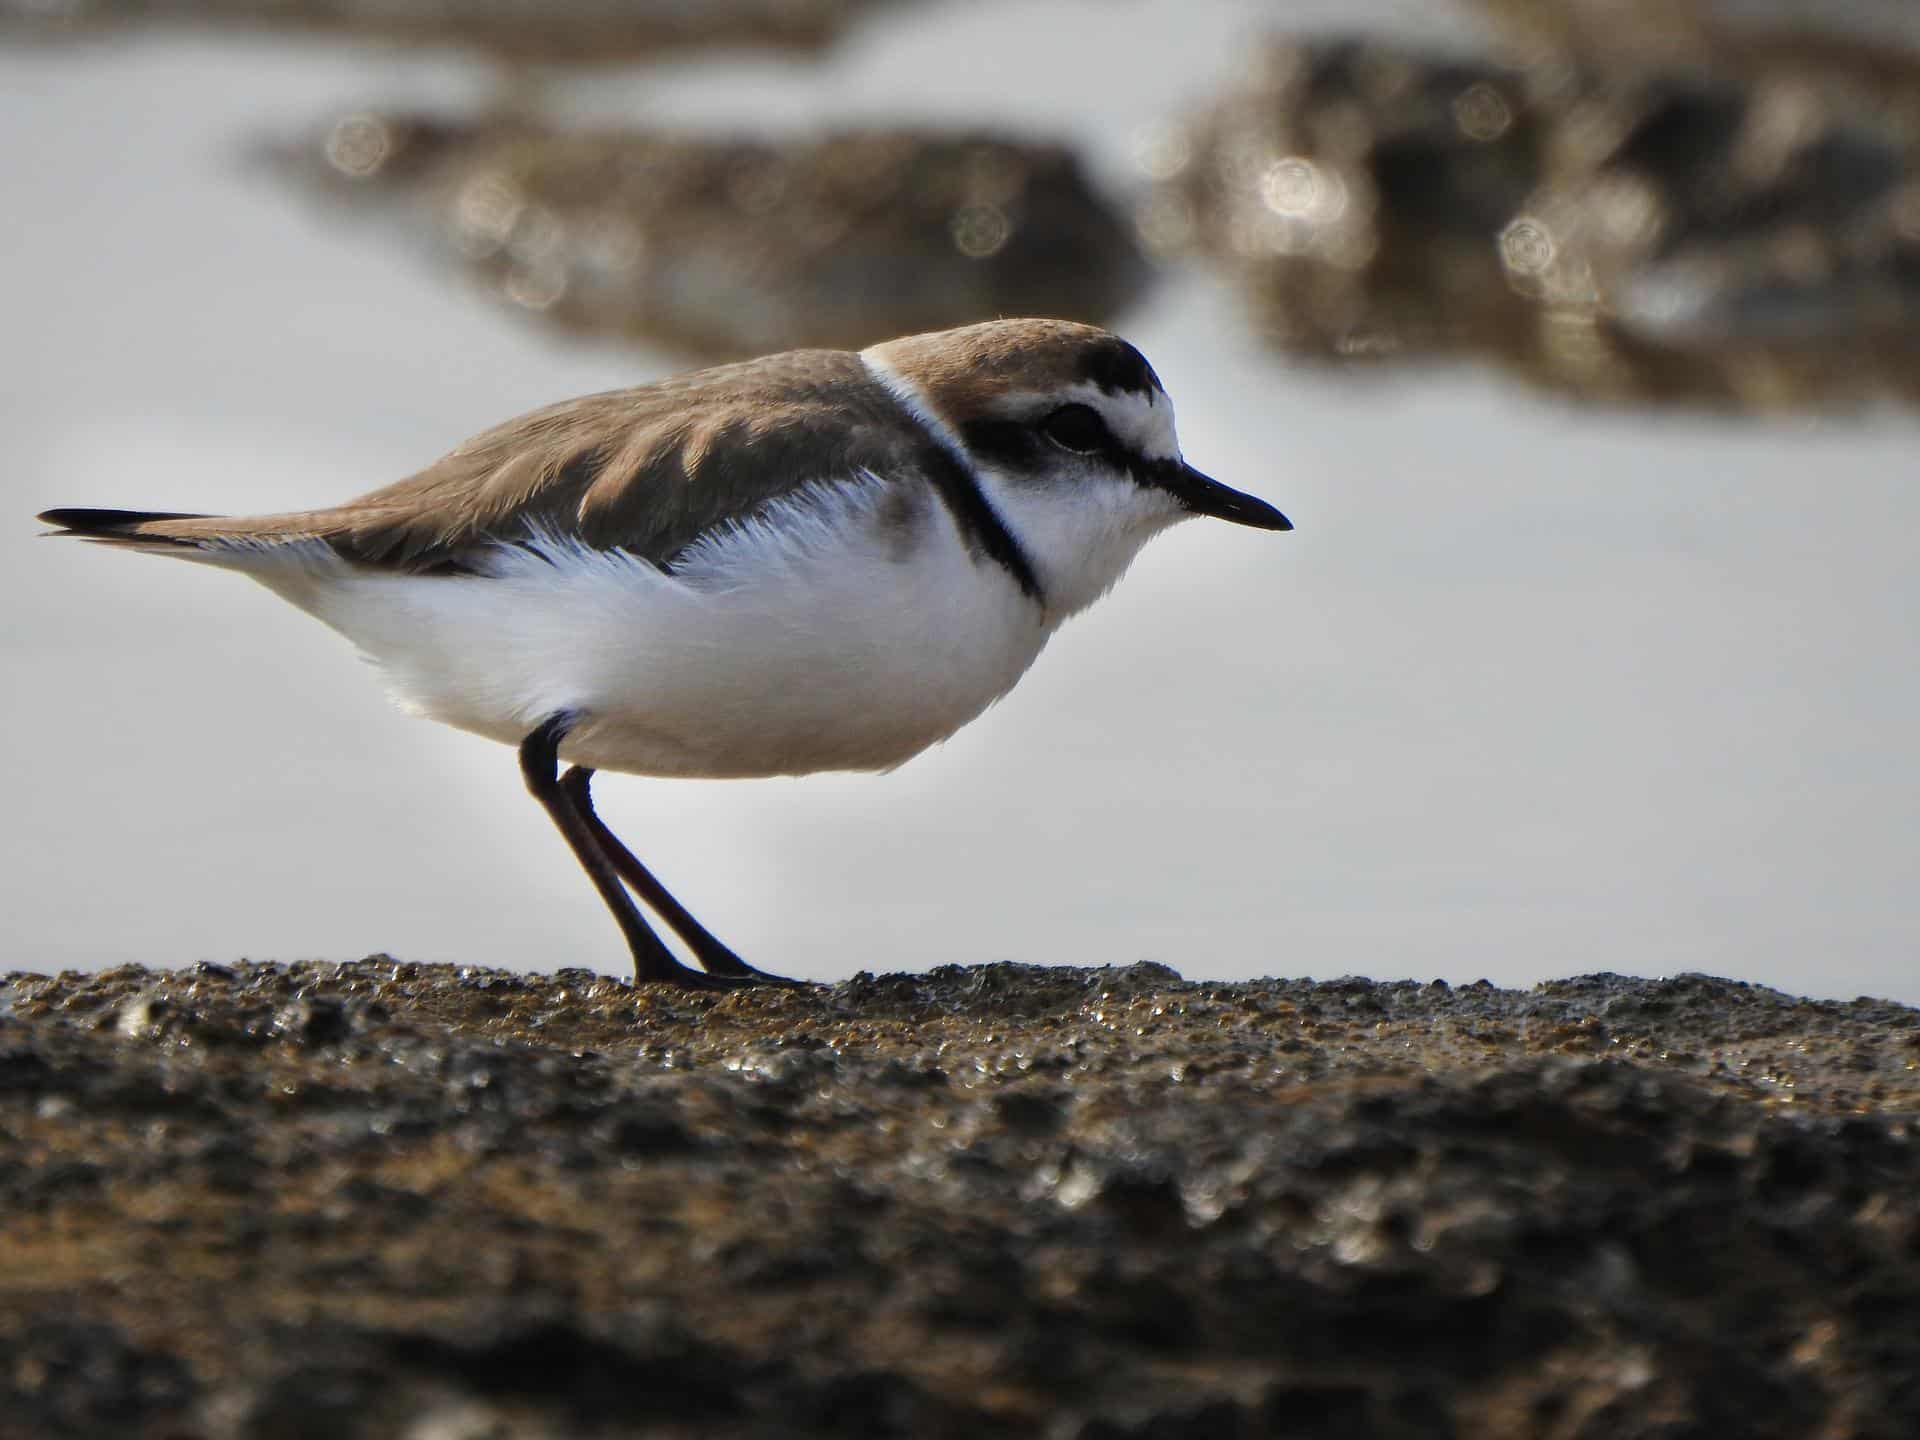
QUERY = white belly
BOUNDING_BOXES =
[255,475,1052,778]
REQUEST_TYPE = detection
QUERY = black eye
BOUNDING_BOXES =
[1039,403,1110,455]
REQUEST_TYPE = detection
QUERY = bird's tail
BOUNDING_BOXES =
[35,507,338,566]
[36,508,225,553]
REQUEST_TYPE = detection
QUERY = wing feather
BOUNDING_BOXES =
[43,349,938,574]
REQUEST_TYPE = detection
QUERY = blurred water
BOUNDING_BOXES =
[6,1,1919,1001]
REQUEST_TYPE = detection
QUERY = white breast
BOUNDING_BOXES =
[243,473,1052,778]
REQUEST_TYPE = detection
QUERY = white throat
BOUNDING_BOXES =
[858,348,1187,623]
[972,465,1185,621]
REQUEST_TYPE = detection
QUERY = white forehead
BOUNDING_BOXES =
[1014,381,1183,463]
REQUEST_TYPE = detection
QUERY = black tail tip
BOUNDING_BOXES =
[37,507,206,535]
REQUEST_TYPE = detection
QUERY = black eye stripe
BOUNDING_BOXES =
[1039,403,1111,455]
[958,417,1041,473]
[956,412,1155,487]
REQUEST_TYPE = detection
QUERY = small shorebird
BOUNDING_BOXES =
[38,319,1290,987]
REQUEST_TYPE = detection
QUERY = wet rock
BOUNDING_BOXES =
[591,1100,699,1155]
[1,960,1917,1436]
[1150,36,1920,408]
[267,111,1150,359]
[272,994,354,1046]
[0,1321,198,1440]
[0,0,912,65]
[991,1085,1068,1135]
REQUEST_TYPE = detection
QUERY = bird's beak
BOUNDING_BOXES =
[1163,462,1293,531]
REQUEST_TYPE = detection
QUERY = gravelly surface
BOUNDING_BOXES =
[3,959,1918,1438]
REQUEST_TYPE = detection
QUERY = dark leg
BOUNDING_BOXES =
[519,715,729,988]
[559,765,800,986]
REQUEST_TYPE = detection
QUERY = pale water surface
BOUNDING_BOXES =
[6,2,1919,1001]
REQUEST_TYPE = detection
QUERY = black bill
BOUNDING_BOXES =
[1155,461,1293,531]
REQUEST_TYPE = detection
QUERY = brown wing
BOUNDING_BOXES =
[43,349,933,573]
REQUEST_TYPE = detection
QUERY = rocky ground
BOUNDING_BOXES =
[2,959,1918,1439]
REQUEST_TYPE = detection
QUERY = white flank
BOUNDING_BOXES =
[207,473,1051,778]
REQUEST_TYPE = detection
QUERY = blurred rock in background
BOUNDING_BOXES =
[1476,0,1920,94]
[266,111,1151,357]
[16,0,1920,406]
[0,0,908,62]
[1145,36,1920,408]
